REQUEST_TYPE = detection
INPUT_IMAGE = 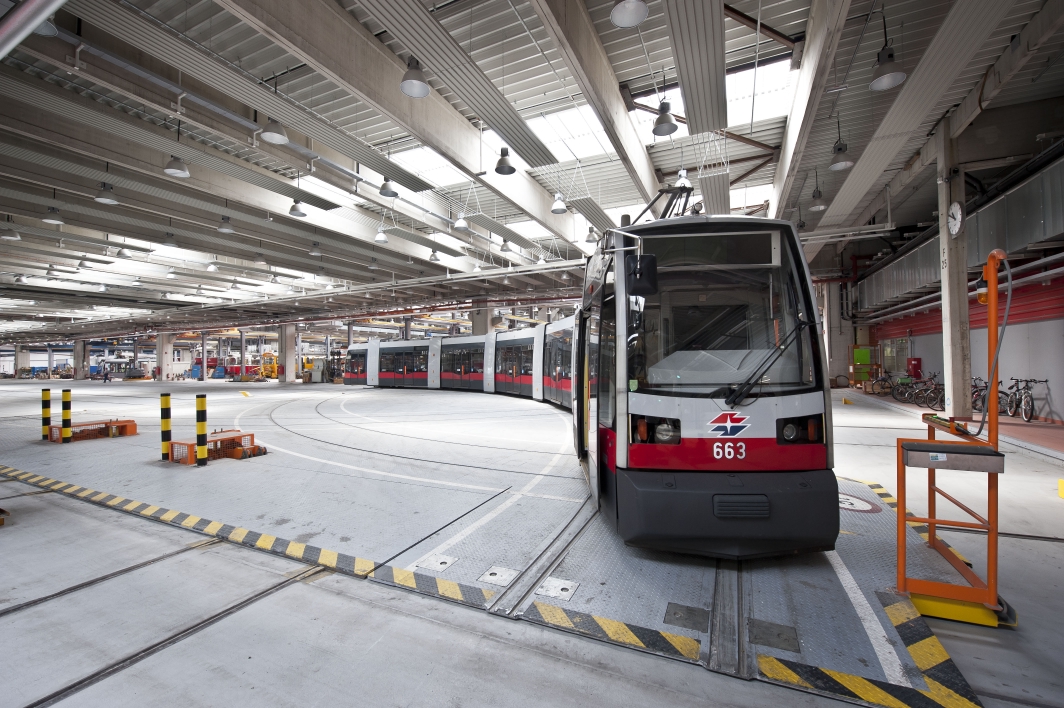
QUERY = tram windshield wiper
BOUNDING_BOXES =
[724,318,813,406]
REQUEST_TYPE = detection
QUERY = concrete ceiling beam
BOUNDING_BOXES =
[526,0,662,215]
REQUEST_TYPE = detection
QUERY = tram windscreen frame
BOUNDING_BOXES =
[626,230,819,398]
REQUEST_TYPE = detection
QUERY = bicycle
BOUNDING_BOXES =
[871,371,900,396]
[912,372,942,409]
[971,377,1007,415]
[1006,378,1048,422]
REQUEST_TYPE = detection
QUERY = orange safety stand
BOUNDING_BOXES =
[895,249,1016,627]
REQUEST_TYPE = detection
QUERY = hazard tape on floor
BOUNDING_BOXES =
[368,564,495,609]
[520,600,701,662]
[0,465,375,578]
[863,481,972,566]
[757,593,982,708]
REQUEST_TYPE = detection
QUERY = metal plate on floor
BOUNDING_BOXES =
[478,566,518,587]
[535,576,579,601]
[663,602,711,633]
[748,618,800,653]
[415,553,457,572]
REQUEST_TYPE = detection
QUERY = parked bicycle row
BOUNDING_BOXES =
[866,371,1048,422]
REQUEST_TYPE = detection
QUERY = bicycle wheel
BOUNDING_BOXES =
[929,389,945,411]
[1021,391,1034,422]
[892,385,909,403]
[972,390,984,413]
[872,379,892,396]
[997,391,1009,415]
[1006,392,1019,417]
[914,389,927,407]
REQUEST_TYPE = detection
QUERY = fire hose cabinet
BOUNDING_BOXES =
[907,358,922,379]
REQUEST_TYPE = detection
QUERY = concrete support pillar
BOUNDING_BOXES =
[239,330,246,377]
[278,324,297,383]
[73,340,87,380]
[200,331,208,382]
[46,345,54,374]
[937,115,972,418]
[402,317,412,341]
[157,333,175,381]
[347,322,353,348]
[14,344,29,371]
[471,308,491,336]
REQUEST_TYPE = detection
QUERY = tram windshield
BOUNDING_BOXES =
[627,231,817,396]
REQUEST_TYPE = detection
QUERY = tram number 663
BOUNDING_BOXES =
[713,442,746,460]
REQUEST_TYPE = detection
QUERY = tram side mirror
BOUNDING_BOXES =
[625,254,658,296]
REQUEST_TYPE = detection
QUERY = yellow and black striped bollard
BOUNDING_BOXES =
[195,393,207,466]
[61,388,71,443]
[41,388,50,440]
[160,393,172,461]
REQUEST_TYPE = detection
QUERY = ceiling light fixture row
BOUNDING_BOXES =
[809,168,828,212]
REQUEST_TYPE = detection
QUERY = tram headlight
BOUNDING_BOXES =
[782,423,800,441]
[777,415,823,444]
[654,420,680,444]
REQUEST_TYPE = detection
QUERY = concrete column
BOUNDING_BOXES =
[402,317,411,340]
[73,340,87,380]
[278,324,297,382]
[239,330,246,377]
[471,308,489,336]
[14,344,30,371]
[200,331,208,381]
[157,333,175,380]
[936,115,972,418]
[347,322,353,347]
[47,345,54,374]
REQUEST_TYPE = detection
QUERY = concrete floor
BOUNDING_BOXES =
[0,380,1061,708]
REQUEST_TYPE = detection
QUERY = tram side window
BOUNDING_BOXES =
[598,294,616,429]
[380,353,395,375]
[442,348,454,376]
[415,349,428,372]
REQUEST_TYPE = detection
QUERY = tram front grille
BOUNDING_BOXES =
[713,494,770,518]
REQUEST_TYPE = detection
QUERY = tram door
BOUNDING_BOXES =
[584,304,600,499]
[379,352,395,387]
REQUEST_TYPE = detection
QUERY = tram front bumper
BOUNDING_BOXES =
[616,468,839,560]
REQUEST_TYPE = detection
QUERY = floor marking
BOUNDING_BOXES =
[825,550,911,687]
[403,436,570,571]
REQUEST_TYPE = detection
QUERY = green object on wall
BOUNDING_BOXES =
[853,348,872,365]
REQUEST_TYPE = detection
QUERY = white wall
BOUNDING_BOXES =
[911,318,1063,422]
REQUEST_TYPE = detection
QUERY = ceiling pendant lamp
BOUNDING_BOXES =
[829,117,854,171]
[0,229,20,241]
[260,118,289,145]
[536,255,547,265]
[164,155,190,178]
[809,168,828,212]
[206,262,219,272]
[309,242,322,257]
[585,226,598,243]
[551,193,567,214]
[495,147,515,175]
[98,283,107,292]
[375,223,389,244]
[94,183,119,205]
[163,232,177,246]
[400,57,431,98]
[653,101,678,137]
[500,240,512,252]
[78,259,93,269]
[473,263,482,272]
[561,271,571,281]
[217,216,235,233]
[270,275,279,284]
[130,277,143,287]
[196,286,205,296]
[230,281,241,290]
[289,200,307,218]
[675,168,692,189]
[116,248,133,259]
[610,0,649,28]
[454,213,469,231]
[42,206,64,225]
[869,11,907,91]
[502,273,510,285]
[166,267,177,279]
[254,253,267,264]
[429,250,440,262]
[379,178,399,198]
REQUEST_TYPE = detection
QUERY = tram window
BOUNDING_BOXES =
[380,353,394,373]
[415,349,428,372]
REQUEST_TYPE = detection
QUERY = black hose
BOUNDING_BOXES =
[973,259,1012,437]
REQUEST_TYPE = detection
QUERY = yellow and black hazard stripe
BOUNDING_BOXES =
[368,564,496,609]
[521,600,701,663]
[756,592,982,708]
[0,464,375,579]
[864,481,972,567]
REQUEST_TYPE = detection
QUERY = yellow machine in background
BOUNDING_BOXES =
[260,351,277,379]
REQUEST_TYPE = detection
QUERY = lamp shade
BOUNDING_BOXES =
[374,225,389,244]
[454,213,469,230]
[309,242,322,257]
[586,227,598,243]
[0,229,20,241]
[260,118,288,145]
[809,188,828,212]
[41,207,64,225]
[289,200,307,218]
[610,0,649,28]
[217,216,235,233]
[94,183,119,205]
[164,156,190,178]
[379,178,399,198]
[653,101,678,136]
[500,240,512,252]
[495,147,516,175]
[551,193,567,214]
[429,250,440,262]
[870,46,906,91]
[400,57,430,98]
[829,142,854,171]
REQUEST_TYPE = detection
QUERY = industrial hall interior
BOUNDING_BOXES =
[1,0,1063,706]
